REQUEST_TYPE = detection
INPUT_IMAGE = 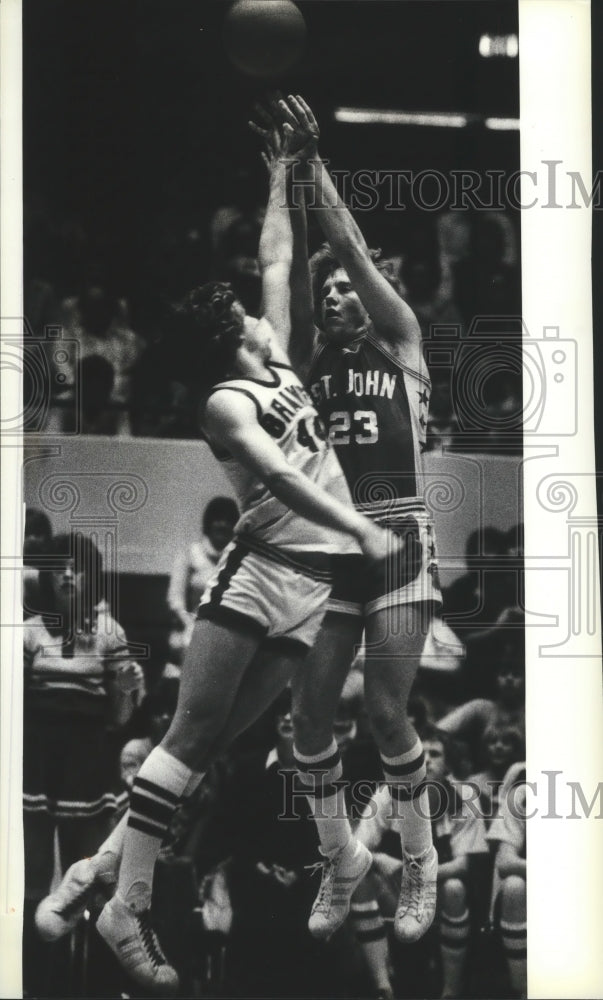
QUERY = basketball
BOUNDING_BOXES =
[224,0,307,78]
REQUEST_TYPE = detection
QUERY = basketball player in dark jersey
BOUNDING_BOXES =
[39,112,402,997]
[252,96,442,944]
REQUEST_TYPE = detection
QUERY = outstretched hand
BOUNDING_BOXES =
[249,92,320,168]
[275,94,320,159]
[249,94,295,171]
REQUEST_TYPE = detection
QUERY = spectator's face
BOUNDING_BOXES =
[206,518,235,552]
[320,269,370,343]
[51,560,84,606]
[423,739,446,780]
[495,659,524,700]
[150,708,174,744]
[485,730,515,769]
[276,712,294,740]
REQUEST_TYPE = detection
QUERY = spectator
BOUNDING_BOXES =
[486,762,527,1000]
[468,721,525,825]
[24,532,144,995]
[56,284,146,434]
[438,609,525,773]
[167,496,239,651]
[443,526,509,638]
[23,507,53,619]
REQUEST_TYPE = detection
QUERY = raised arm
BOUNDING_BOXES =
[257,149,293,360]
[250,100,316,377]
[204,390,392,562]
[281,96,421,354]
[287,164,317,379]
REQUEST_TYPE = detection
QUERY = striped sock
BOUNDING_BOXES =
[440,907,470,997]
[294,740,351,855]
[380,739,432,856]
[500,918,527,995]
[351,899,390,991]
[117,746,203,910]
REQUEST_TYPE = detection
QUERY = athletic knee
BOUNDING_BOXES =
[500,873,526,905]
[162,705,227,768]
[440,877,467,915]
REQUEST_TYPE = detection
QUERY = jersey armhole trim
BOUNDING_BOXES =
[366,333,431,387]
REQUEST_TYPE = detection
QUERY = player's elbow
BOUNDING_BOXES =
[259,245,293,272]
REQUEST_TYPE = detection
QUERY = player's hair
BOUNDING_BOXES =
[173,281,246,390]
[309,243,403,329]
[202,496,239,533]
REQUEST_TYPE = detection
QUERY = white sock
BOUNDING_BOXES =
[381,739,433,856]
[116,746,203,910]
[294,740,351,855]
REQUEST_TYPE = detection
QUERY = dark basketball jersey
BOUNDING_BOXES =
[307,334,431,508]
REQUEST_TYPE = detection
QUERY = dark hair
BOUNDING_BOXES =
[25,508,52,540]
[464,526,507,561]
[37,531,104,634]
[309,243,402,329]
[172,281,245,390]
[202,496,239,534]
[481,720,525,766]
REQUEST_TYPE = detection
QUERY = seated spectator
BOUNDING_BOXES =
[468,721,525,826]
[486,762,527,999]
[352,726,489,1000]
[167,496,238,653]
[23,507,53,619]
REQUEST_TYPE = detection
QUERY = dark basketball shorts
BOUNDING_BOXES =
[328,499,443,617]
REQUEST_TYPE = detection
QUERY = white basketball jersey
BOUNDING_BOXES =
[202,362,360,554]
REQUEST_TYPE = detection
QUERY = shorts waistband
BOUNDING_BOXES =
[236,533,332,583]
[354,496,427,519]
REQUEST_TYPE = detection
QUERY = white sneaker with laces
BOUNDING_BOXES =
[394,845,438,943]
[96,893,179,995]
[35,852,118,943]
[307,838,372,941]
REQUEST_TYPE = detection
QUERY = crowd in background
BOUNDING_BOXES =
[22,498,526,999]
[24,200,521,451]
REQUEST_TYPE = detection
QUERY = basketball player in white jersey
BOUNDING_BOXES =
[64,115,403,995]
[250,96,441,946]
